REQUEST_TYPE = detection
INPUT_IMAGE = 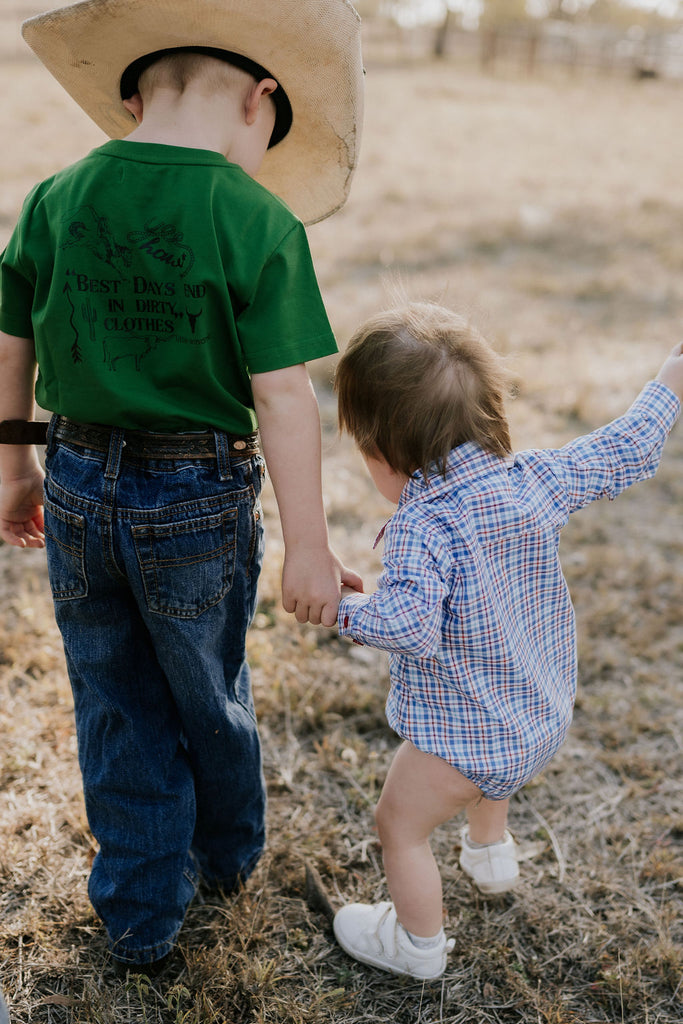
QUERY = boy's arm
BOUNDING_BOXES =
[251,363,362,627]
[0,330,45,548]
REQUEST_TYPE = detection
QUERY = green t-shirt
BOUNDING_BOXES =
[0,141,337,433]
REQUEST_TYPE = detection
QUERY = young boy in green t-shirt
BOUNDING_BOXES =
[0,0,363,974]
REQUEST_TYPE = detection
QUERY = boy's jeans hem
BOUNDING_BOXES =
[110,936,178,967]
[106,864,200,965]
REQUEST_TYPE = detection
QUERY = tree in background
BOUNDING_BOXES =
[482,0,683,26]
[586,0,682,28]
[481,0,530,25]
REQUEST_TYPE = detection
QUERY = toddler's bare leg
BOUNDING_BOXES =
[375,741,480,937]
[465,794,510,844]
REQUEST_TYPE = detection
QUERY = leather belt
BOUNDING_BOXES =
[0,417,259,460]
[54,417,259,459]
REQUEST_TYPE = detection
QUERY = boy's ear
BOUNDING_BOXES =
[244,78,277,126]
[122,92,144,124]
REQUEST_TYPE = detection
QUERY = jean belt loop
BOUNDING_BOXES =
[46,413,59,449]
[104,428,126,481]
[214,431,233,482]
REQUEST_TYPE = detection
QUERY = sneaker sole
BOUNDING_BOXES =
[460,865,520,895]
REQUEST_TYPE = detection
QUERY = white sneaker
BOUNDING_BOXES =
[333,901,454,979]
[459,827,520,894]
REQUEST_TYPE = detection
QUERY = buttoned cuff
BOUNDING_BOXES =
[338,591,369,643]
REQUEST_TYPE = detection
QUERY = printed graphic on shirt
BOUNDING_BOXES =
[60,206,208,370]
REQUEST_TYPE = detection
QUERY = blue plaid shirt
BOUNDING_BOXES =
[339,381,680,799]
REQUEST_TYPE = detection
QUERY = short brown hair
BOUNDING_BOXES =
[335,302,515,478]
[137,51,254,99]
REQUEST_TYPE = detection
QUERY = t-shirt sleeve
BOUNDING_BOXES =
[0,205,37,338]
[237,221,337,373]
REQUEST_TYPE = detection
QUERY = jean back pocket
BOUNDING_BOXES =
[132,508,238,618]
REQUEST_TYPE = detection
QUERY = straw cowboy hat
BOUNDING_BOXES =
[21,0,364,224]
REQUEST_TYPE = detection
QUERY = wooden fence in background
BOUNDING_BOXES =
[364,15,683,81]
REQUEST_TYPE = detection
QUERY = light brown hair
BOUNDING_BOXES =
[335,302,515,478]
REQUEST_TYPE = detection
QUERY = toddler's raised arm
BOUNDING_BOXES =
[656,341,683,400]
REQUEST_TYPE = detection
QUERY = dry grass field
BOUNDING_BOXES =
[1,6,683,1023]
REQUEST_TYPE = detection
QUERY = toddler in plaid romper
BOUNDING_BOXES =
[332,301,683,979]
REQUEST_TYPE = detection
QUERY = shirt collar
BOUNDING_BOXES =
[399,442,510,507]
[372,444,510,549]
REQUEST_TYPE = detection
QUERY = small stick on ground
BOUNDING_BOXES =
[304,861,336,924]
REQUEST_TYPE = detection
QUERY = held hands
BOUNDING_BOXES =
[281,545,363,627]
[656,342,683,400]
[0,469,46,548]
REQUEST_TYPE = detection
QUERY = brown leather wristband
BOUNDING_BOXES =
[0,419,49,444]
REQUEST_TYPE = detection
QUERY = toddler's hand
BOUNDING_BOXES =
[340,568,363,597]
[656,342,683,400]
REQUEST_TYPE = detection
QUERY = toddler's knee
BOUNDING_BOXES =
[374,794,396,845]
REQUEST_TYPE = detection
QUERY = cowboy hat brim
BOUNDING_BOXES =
[21,0,364,224]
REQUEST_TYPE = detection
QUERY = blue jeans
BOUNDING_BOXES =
[43,419,266,965]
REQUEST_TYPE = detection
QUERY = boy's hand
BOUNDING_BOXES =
[656,342,683,400]
[0,470,46,548]
[282,546,363,627]
[0,332,43,547]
